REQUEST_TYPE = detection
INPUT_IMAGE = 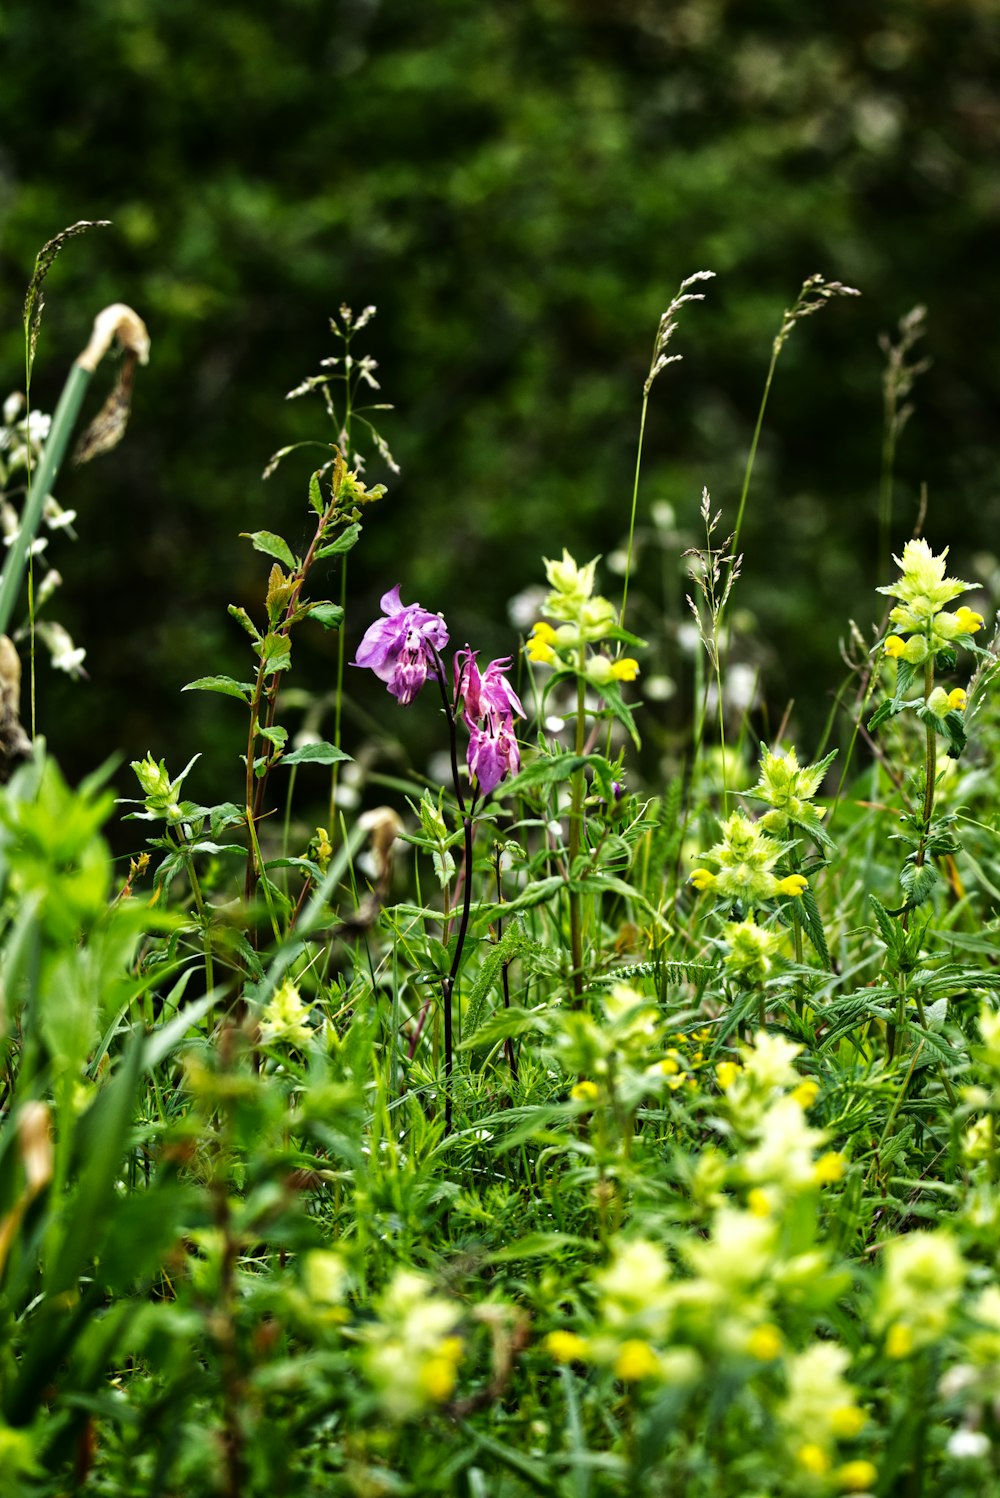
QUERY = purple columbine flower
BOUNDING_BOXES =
[455,648,524,796]
[467,717,521,797]
[455,649,525,726]
[353,585,449,705]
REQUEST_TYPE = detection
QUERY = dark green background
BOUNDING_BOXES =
[1,0,998,817]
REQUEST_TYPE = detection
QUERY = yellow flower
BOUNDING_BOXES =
[746,1323,783,1360]
[813,1151,846,1185]
[571,1080,600,1105]
[838,1460,878,1492]
[885,1322,913,1359]
[797,1443,831,1475]
[947,687,967,711]
[614,1339,660,1381]
[954,606,985,634]
[791,1078,820,1109]
[689,868,716,892]
[610,657,640,682]
[526,621,558,664]
[830,1405,867,1439]
[747,1188,773,1218]
[716,1060,741,1091]
[777,873,808,897]
[545,1330,589,1363]
[883,634,906,659]
[419,1355,458,1402]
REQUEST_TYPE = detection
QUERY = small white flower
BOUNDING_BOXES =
[946,1429,990,1460]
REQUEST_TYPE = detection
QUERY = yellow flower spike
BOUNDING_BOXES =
[689,868,717,892]
[797,1443,831,1475]
[777,873,808,897]
[545,1330,589,1364]
[571,1080,600,1105]
[885,1322,914,1359]
[791,1078,820,1109]
[614,1339,660,1382]
[838,1460,879,1493]
[829,1405,867,1439]
[746,1323,783,1361]
[747,1188,773,1218]
[947,687,967,711]
[610,657,640,682]
[716,1060,741,1091]
[813,1151,846,1185]
[883,634,907,658]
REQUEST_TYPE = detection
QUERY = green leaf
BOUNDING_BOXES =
[900,861,939,907]
[302,601,344,630]
[259,724,288,750]
[182,675,253,702]
[280,741,352,767]
[588,677,641,749]
[796,884,831,968]
[228,604,262,641]
[308,470,325,515]
[240,529,297,569]
[258,632,292,676]
[314,521,361,558]
[502,753,609,797]
[943,710,967,760]
[868,698,903,733]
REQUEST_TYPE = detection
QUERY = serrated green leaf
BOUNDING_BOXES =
[258,632,292,676]
[502,753,610,797]
[587,676,641,750]
[308,470,325,515]
[241,530,297,569]
[302,601,344,630]
[228,604,262,641]
[314,522,361,558]
[868,698,903,732]
[900,861,939,907]
[280,741,352,767]
[182,675,253,702]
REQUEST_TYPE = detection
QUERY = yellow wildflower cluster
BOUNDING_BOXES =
[361,1270,465,1419]
[524,549,641,684]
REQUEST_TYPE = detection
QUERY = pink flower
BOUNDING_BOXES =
[455,648,523,796]
[467,718,521,796]
[455,649,525,725]
[353,585,449,705]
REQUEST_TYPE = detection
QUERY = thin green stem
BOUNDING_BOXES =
[618,391,649,632]
[731,343,779,571]
[567,653,587,1005]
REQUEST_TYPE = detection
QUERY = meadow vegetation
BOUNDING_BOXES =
[3,250,1000,1497]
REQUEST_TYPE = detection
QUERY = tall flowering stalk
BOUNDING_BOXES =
[526,550,642,1004]
[870,538,988,1070]
[873,539,986,908]
[354,587,522,1129]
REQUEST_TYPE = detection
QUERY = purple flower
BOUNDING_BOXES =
[353,585,449,705]
[455,648,524,796]
[455,649,525,725]
[467,718,521,796]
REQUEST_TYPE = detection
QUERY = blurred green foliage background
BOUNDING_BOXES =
[1,0,998,820]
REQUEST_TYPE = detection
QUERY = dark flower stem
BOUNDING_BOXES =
[432,650,476,1134]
